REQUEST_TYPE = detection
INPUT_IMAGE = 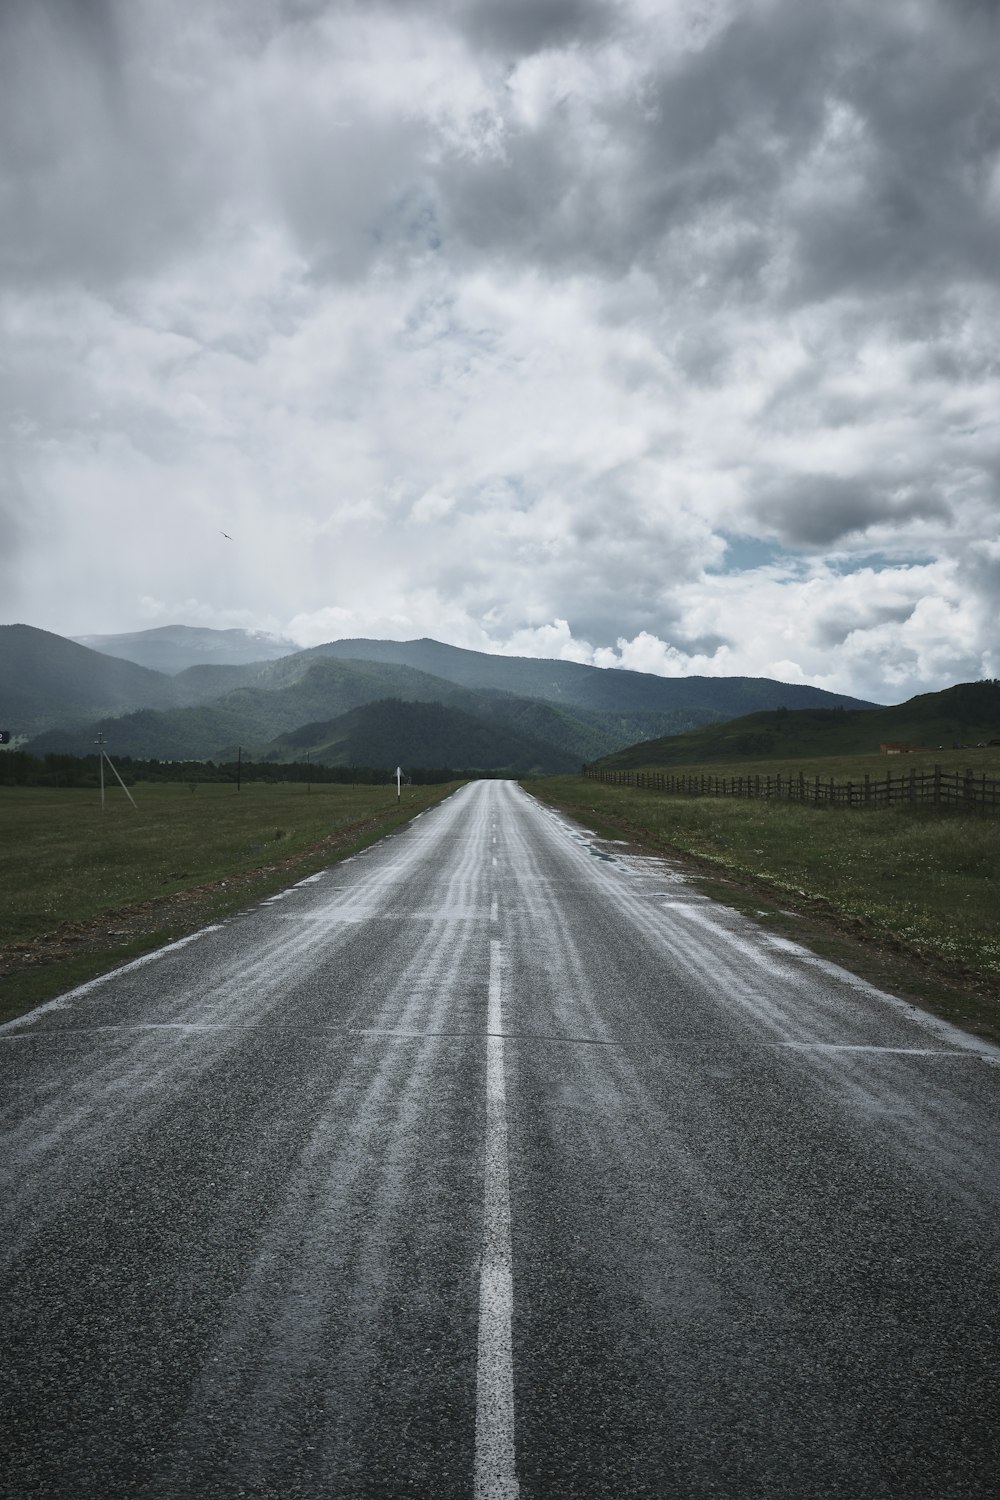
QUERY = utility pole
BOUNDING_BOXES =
[396,765,401,803]
[306,750,311,795]
[236,745,242,793]
[95,732,138,811]
[96,731,106,812]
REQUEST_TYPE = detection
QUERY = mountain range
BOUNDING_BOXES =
[2,623,877,775]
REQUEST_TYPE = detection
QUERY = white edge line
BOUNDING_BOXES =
[0,925,224,1033]
[779,1043,971,1056]
[475,938,519,1500]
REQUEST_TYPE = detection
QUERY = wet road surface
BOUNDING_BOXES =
[1,779,999,1498]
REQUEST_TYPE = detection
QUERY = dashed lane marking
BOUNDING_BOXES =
[475,938,519,1499]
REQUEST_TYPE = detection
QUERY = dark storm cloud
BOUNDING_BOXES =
[4,0,995,310]
[784,12,1000,305]
[750,475,951,548]
[429,0,1000,319]
[455,0,617,55]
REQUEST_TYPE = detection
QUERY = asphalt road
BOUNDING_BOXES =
[2,779,998,1499]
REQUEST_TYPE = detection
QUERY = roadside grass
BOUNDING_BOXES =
[0,779,461,1023]
[528,774,1000,1042]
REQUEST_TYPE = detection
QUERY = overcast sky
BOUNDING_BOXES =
[2,0,998,701]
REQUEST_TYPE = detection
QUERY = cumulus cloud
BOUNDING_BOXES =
[2,0,998,701]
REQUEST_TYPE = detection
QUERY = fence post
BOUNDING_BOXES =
[934,765,941,806]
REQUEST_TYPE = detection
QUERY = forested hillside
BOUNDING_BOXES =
[595,681,1000,768]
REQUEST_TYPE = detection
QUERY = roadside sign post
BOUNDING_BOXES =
[396,766,401,803]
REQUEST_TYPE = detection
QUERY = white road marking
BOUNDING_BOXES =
[0,926,225,1032]
[492,855,498,869]
[490,897,499,923]
[779,1043,970,1056]
[475,938,519,1500]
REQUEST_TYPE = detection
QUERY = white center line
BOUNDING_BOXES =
[475,938,519,1500]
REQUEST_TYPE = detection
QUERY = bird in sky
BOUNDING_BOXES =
[220,531,233,540]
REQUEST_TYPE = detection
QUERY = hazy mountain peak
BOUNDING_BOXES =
[72,625,300,675]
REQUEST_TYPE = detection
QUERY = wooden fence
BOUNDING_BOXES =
[582,764,1000,816]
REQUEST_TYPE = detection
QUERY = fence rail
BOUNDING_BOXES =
[582,764,1000,816]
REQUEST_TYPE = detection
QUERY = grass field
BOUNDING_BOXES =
[529,771,1000,1042]
[0,779,461,1022]
[604,746,1000,781]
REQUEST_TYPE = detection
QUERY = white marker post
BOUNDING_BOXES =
[396,765,401,803]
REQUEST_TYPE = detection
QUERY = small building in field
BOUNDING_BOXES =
[880,742,931,754]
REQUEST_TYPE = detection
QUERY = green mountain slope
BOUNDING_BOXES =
[596,681,1000,769]
[0,624,185,735]
[26,655,604,770]
[264,698,579,774]
[26,657,476,759]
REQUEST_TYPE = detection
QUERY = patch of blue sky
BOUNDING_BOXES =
[711,536,938,577]
[822,550,938,575]
[708,535,789,574]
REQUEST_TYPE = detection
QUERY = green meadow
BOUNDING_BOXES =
[0,779,460,1022]
[597,746,1000,781]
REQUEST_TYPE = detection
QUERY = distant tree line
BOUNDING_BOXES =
[0,752,483,789]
